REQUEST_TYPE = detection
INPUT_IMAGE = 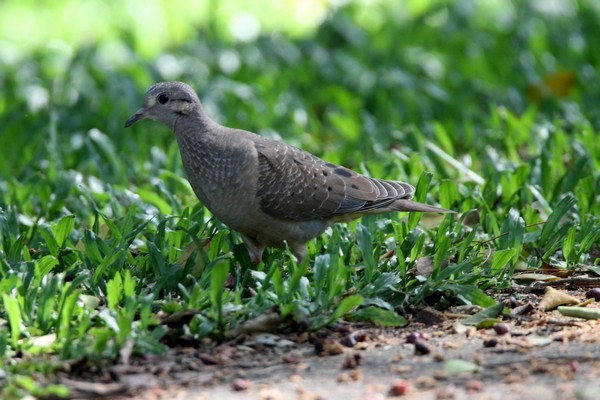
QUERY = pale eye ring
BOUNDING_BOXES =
[157,94,169,104]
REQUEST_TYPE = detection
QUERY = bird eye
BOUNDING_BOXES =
[157,94,169,104]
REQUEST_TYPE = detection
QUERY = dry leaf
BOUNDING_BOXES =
[415,257,434,277]
[539,287,579,311]
[514,273,560,282]
[526,70,577,102]
[543,70,577,97]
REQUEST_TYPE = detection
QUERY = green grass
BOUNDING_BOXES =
[1,0,600,397]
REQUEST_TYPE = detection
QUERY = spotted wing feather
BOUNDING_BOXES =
[254,140,416,221]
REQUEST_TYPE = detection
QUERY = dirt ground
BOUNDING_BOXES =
[58,288,600,400]
[157,323,600,400]
[63,311,600,400]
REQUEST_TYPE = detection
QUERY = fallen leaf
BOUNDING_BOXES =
[557,306,600,320]
[462,302,504,326]
[59,378,127,396]
[544,70,577,97]
[415,257,434,277]
[224,311,280,339]
[513,273,560,282]
[475,318,501,330]
[443,359,482,374]
[79,294,101,309]
[160,309,202,328]
[539,287,579,311]
[540,263,572,278]
[29,333,56,348]
[525,335,552,347]
[526,70,577,102]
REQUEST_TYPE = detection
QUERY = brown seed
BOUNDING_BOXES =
[353,332,368,342]
[230,378,252,391]
[493,323,509,335]
[414,338,432,355]
[406,332,425,344]
[340,333,356,347]
[585,288,600,301]
[388,379,411,396]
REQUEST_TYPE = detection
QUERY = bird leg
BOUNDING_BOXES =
[240,234,265,265]
[289,243,306,266]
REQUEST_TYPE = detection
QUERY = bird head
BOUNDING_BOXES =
[125,81,201,129]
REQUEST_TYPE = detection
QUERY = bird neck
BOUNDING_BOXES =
[172,106,219,138]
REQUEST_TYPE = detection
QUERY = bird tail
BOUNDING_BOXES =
[388,199,456,214]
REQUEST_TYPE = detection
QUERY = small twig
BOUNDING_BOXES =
[532,277,600,287]
[475,222,546,245]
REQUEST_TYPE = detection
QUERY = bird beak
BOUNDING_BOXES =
[124,107,149,128]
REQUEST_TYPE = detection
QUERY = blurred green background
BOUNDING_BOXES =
[3,0,599,185]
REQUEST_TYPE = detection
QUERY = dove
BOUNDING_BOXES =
[125,82,454,264]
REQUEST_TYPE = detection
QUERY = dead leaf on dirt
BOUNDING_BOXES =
[514,273,561,282]
[506,335,552,348]
[475,318,501,330]
[462,302,504,326]
[79,294,101,309]
[316,338,345,356]
[443,359,482,374]
[59,377,128,396]
[224,311,281,339]
[160,309,202,328]
[539,287,579,311]
[415,257,434,277]
[525,335,553,347]
[178,238,212,278]
[29,333,56,348]
[511,302,534,316]
[245,333,294,349]
[379,249,395,260]
[462,209,480,227]
[540,263,572,278]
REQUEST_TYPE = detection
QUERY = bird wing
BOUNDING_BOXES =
[254,140,415,221]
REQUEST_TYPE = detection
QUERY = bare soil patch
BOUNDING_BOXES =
[58,290,600,400]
